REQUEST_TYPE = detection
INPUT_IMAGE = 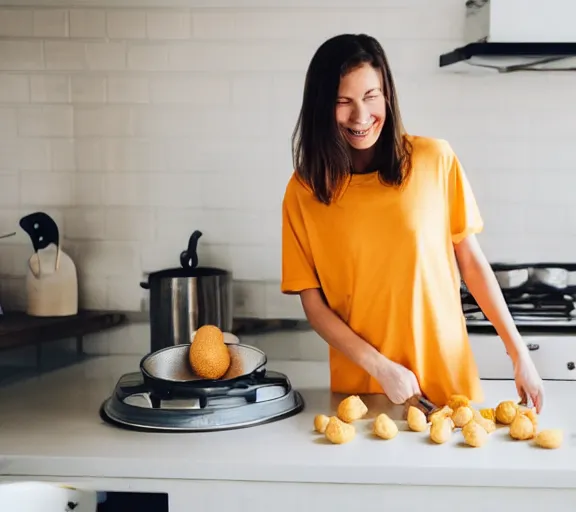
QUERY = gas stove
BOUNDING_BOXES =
[100,369,304,433]
[462,262,576,327]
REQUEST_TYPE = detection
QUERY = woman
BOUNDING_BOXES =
[281,33,544,411]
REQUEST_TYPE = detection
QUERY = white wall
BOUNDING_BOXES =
[0,0,575,331]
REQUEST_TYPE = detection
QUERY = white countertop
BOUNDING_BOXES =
[0,354,574,489]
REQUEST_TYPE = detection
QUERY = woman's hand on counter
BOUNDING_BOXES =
[513,351,545,413]
[374,356,422,404]
[454,234,545,412]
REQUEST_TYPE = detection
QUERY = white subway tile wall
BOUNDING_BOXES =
[0,0,575,325]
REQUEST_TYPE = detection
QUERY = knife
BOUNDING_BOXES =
[403,394,440,421]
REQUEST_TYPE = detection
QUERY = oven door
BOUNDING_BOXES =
[469,332,576,381]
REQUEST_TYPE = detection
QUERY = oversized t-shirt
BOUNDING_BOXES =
[281,135,484,406]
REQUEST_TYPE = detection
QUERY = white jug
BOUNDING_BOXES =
[20,212,78,317]
[0,481,97,511]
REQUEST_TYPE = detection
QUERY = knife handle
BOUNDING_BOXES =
[403,394,438,420]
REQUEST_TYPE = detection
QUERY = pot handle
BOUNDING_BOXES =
[180,230,202,269]
[140,280,149,290]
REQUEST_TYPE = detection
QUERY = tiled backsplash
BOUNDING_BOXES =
[83,322,329,361]
[0,323,328,378]
[0,0,575,325]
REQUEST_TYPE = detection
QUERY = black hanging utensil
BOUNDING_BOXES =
[19,212,60,252]
[140,230,206,290]
[180,230,202,269]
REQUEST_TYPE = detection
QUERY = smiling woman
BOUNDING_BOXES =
[336,67,384,149]
[282,33,544,411]
[291,33,412,205]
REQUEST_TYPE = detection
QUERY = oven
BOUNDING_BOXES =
[463,262,576,384]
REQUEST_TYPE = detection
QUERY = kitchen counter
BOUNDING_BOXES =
[0,354,575,510]
[0,354,574,485]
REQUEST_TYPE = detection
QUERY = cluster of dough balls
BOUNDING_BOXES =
[405,394,563,449]
[489,400,562,449]
[406,394,497,447]
[314,395,400,444]
[313,394,563,450]
[313,395,368,444]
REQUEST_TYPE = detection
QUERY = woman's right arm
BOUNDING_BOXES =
[299,288,421,403]
[300,288,387,378]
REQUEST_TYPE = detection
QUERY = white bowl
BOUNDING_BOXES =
[0,482,97,511]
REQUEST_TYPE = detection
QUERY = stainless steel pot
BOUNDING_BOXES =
[140,230,233,353]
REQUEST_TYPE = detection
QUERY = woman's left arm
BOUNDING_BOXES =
[454,234,544,412]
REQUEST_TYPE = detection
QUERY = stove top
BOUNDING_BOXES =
[100,370,304,433]
[462,263,576,327]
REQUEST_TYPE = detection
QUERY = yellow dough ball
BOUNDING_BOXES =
[479,408,496,422]
[495,400,518,425]
[534,429,563,449]
[429,405,453,424]
[472,409,496,434]
[430,417,452,444]
[452,406,474,428]
[407,406,428,432]
[337,395,368,423]
[462,420,489,447]
[325,416,356,444]
[447,394,470,411]
[519,406,538,430]
[373,413,399,440]
[509,413,535,440]
[314,414,330,433]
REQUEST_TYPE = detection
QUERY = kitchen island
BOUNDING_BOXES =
[0,354,574,511]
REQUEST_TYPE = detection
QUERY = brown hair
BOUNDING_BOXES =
[291,33,413,205]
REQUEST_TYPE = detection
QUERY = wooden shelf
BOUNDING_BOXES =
[0,310,127,352]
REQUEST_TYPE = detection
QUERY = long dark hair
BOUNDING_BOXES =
[291,33,413,205]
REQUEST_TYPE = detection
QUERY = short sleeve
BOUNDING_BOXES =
[447,146,484,244]
[281,176,321,294]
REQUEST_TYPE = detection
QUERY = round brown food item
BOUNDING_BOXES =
[314,414,330,433]
[452,406,474,428]
[407,406,428,432]
[337,395,368,423]
[325,416,356,444]
[189,325,230,379]
[495,400,518,425]
[430,417,452,444]
[462,420,488,447]
[509,413,535,440]
[534,429,563,449]
[373,413,399,440]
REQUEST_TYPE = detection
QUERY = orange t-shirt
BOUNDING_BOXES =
[281,135,484,406]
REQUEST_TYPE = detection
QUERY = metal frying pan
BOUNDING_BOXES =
[139,343,268,399]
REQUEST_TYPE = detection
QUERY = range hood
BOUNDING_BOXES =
[439,0,576,72]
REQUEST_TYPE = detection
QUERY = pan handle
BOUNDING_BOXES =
[243,372,287,387]
[153,371,290,405]
[217,373,292,404]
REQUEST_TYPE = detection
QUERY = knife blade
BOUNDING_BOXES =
[403,394,440,421]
